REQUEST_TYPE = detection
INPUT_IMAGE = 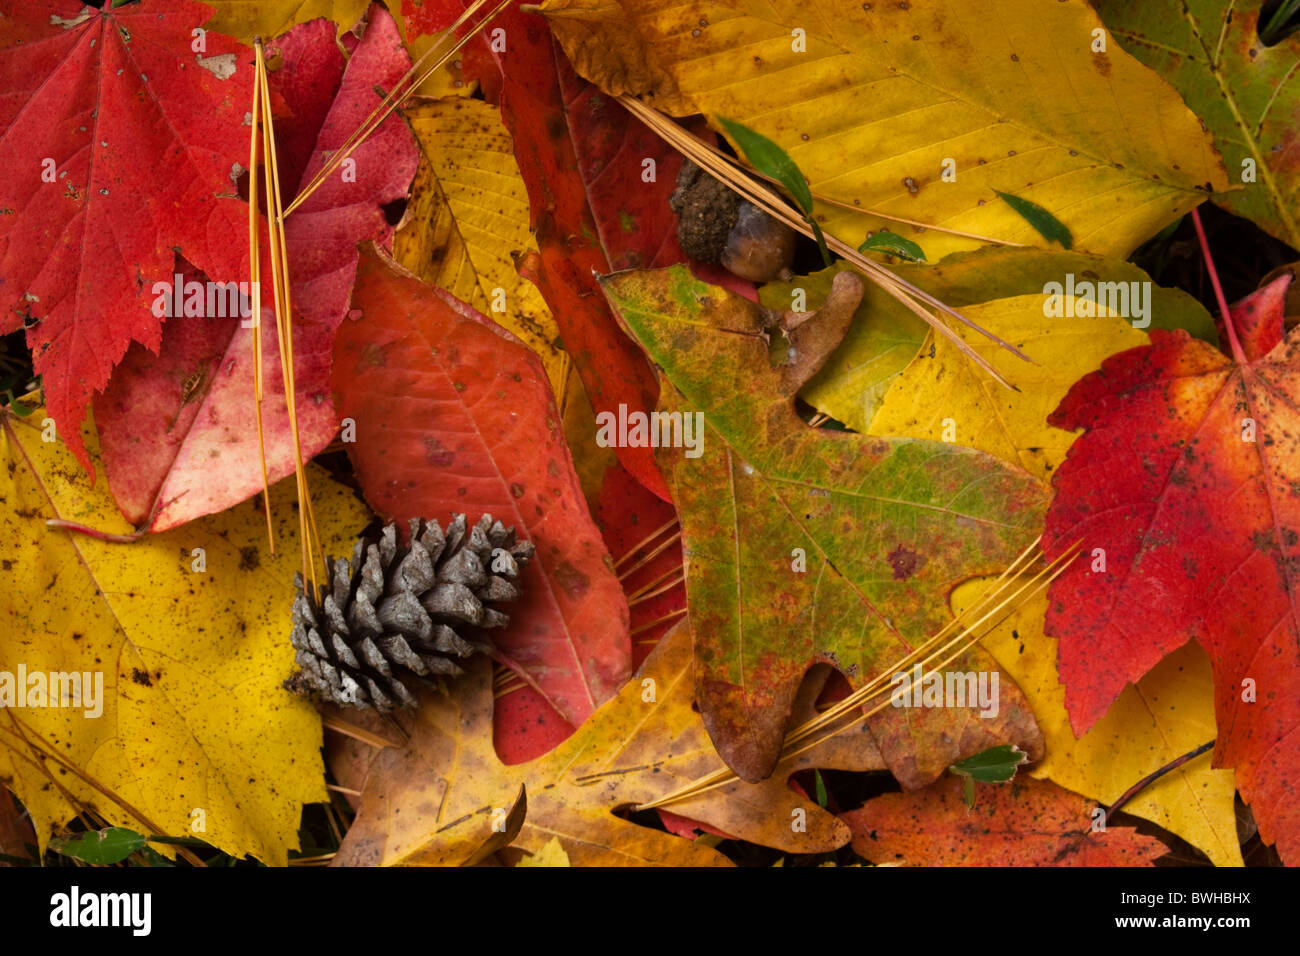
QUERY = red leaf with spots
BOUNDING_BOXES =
[334,243,632,727]
[492,461,685,763]
[843,776,1166,866]
[1044,271,1300,862]
[90,10,417,531]
[0,0,251,473]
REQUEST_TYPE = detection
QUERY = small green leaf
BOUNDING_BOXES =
[716,116,814,216]
[809,219,832,268]
[995,191,1073,249]
[950,744,1028,784]
[3,391,37,417]
[813,770,828,808]
[49,827,147,865]
[858,231,927,262]
[962,775,977,809]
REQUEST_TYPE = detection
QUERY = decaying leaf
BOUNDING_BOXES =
[1096,0,1300,249]
[867,293,1151,483]
[334,622,883,866]
[92,9,418,532]
[843,775,1168,866]
[489,6,689,500]
[0,0,252,472]
[201,0,372,42]
[762,250,1217,437]
[395,97,568,396]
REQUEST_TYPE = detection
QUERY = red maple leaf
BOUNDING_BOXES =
[1044,271,1300,863]
[91,11,417,531]
[0,0,251,472]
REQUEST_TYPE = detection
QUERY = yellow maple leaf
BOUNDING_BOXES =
[0,406,370,865]
[395,98,570,396]
[539,0,1229,260]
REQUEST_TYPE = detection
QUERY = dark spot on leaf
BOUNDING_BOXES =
[887,545,925,580]
[553,561,590,599]
[424,437,455,467]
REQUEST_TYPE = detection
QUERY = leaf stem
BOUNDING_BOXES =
[45,519,145,543]
[1191,207,1246,364]
[1102,739,1215,826]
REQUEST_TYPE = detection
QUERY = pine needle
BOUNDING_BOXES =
[283,0,514,217]
[810,191,1028,248]
[618,529,683,582]
[255,39,325,591]
[249,38,275,553]
[630,607,688,637]
[627,569,685,606]
[614,517,679,571]
[246,2,514,586]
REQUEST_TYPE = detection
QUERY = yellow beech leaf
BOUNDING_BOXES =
[334,622,885,866]
[867,293,1150,483]
[0,407,370,864]
[202,0,372,41]
[952,581,1242,868]
[539,0,1229,260]
[395,98,569,396]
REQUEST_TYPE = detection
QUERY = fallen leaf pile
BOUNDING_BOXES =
[1,0,1296,870]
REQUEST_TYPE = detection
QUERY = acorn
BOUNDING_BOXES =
[670,160,797,283]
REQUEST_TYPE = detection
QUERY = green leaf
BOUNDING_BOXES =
[813,770,829,808]
[951,744,1028,784]
[600,265,1047,782]
[858,231,926,262]
[1094,0,1300,249]
[995,192,1073,249]
[716,115,814,215]
[49,827,147,865]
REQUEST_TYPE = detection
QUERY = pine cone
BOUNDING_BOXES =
[288,514,534,712]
